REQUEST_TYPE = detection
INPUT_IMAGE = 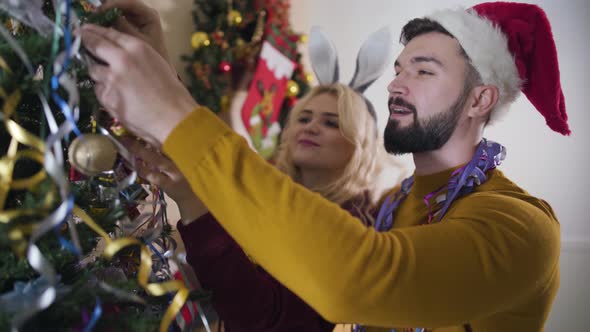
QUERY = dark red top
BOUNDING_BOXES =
[177,196,373,331]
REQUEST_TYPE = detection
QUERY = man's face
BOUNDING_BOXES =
[384,31,471,155]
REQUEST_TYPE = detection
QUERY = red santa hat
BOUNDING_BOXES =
[427,2,570,135]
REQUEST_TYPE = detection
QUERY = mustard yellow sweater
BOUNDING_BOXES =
[163,108,560,332]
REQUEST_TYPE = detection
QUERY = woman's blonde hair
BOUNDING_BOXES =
[275,83,384,224]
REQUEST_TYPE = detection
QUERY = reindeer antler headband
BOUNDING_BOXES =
[308,26,394,120]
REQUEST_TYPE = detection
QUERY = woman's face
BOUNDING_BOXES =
[288,93,355,172]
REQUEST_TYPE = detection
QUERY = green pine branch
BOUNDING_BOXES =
[0,3,177,331]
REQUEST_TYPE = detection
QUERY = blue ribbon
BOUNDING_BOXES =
[50,0,82,137]
[82,297,103,332]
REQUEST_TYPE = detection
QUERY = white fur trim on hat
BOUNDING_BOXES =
[427,8,522,124]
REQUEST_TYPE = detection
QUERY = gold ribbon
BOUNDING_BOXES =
[0,90,48,219]
[1,87,188,331]
[0,90,49,257]
[0,138,18,210]
[74,205,189,332]
[0,55,9,99]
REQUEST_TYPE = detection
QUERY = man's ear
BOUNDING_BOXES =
[467,85,499,119]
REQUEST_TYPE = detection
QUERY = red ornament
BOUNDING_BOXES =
[211,31,225,44]
[219,61,232,73]
[69,165,85,181]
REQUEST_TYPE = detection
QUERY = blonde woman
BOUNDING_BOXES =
[274,83,384,224]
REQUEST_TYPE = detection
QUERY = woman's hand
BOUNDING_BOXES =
[120,136,208,223]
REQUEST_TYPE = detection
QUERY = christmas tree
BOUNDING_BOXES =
[182,0,312,159]
[0,1,203,331]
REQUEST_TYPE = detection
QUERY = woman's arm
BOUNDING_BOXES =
[178,212,333,331]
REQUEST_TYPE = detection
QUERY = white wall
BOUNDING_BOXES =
[302,0,589,237]
[152,0,589,329]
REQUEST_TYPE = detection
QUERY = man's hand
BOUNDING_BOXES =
[81,23,197,147]
[98,0,173,70]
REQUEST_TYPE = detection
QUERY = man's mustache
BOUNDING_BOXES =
[388,97,417,113]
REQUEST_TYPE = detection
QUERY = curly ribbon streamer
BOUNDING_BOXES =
[0,0,57,36]
[51,0,83,137]
[82,298,102,332]
[0,4,86,329]
[1,3,190,331]
[74,205,190,332]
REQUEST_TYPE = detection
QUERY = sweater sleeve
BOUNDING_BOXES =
[177,212,333,331]
[163,108,560,327]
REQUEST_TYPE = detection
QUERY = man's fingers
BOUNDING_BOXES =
[114,16,143,40]
[82,24,140,49]
[81,25,124,66]
[99,0,153,16]
[82,24,149,72]
[88,64,109,83]
[98,0,157,26]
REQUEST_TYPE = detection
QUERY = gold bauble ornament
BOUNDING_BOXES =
[235,38,246,47]
[286,80,300,97]
[304,72,314,84]
[191,32,210,49]
[68,134,118,176]
[227,10,243,26]
[299,34,308,43]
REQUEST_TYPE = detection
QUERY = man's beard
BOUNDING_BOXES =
[383,92,468,155]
